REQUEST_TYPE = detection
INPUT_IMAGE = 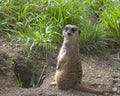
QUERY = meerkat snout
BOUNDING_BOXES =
[63,24,80,37]
[67,32,72,36]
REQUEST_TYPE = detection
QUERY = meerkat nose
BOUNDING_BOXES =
[67,32,72,36]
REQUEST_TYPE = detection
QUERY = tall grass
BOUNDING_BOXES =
[0,0,120,55]
[99,0,120,47]
[80,18,107,54]
[0,0,84,52]
[1,0,61,53]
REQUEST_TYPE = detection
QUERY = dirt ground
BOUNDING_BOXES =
[0,37,120,96]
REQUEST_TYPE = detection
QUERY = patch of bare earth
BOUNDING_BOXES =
[0,38,120,96]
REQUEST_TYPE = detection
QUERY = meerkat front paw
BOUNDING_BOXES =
[50,82,56,86]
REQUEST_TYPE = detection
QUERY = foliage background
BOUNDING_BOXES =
[0,0,120,55]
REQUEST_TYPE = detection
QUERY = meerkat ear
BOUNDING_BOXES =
[78,30,81,35]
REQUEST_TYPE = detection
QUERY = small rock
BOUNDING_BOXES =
[98,85,102,88]
[16,44,20,47]
[104,92,110,95]
[100,80,103,82]
[112,87,118,92]
[91,74,95,77]
[96,75,101,78]
[117,90,120,95]
[118,84,120,87]
[3,44,6,46]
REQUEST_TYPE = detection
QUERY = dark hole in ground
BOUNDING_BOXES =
[13,64,33,88]
[13,56,45,88]
[13,64,46,88]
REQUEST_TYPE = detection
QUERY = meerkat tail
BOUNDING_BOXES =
[74,83,109,94]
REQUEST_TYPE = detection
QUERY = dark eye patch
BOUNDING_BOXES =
[71,28,77,32]
[64,26,69,31]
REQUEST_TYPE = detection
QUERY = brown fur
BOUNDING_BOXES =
[51,24,109,94]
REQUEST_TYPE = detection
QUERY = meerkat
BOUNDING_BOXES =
[50,24,109,94]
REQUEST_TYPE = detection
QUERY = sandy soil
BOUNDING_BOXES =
[0,38,120,96]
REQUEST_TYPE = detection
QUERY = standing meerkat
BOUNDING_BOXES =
[50,24,109,94]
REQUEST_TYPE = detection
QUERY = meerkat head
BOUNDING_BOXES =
[62,24,81,41]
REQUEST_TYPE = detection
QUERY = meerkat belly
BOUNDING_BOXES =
[55,63,79,89]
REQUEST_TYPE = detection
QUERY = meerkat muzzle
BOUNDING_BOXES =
[67,32,72,36]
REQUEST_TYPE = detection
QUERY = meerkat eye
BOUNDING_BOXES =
[64,27,69,31]
[71,28,77,32]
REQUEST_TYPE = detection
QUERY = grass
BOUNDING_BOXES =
[99,0,120,47]
[79,18,107,54]
[0,0,120,55]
